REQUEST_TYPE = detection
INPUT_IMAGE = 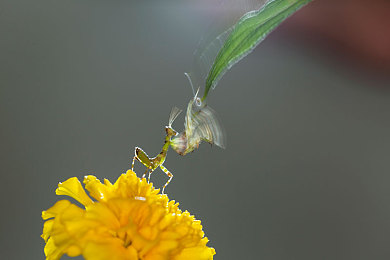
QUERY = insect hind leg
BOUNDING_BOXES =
[143,168,151,180]
[160,165,173,194]
[141,167,154,184]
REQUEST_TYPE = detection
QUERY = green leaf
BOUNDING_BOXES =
[203,0,312,100]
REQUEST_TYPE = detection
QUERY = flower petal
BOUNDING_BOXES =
[56,177,93,206]
[42,200,71,220]
[83,240,138,260]
[84,175,115,202]
[44,237,66,260]
[173,246,216,260]
[42,171,215,259]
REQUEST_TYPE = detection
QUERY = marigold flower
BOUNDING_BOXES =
[41,170,216,260]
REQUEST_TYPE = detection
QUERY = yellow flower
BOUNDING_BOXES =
[41,170,216,260]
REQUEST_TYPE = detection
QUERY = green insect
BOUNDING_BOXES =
[132,77,225,194]
[131,107,182,194]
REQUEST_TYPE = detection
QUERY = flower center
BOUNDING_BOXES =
[123,232,133,248]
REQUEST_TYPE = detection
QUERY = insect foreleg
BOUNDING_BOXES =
[134,147,151,166]
[160,165,173,194]
[133,147,154,180]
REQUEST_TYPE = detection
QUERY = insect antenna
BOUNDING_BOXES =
[185,72,203,108]
[184,72,196,97]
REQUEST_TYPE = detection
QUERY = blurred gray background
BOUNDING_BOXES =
[1,0,390,259]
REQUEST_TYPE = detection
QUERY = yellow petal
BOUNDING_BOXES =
[66,245,82,257]
[83,240,138,260]
[42,171,216,260]
[42,200,71,220]
[44,237,66,260]
[56,177,93,206]
[41,219,54,242]
[86,202,121,230]
[173,246,216,260]
[84,175,115,202]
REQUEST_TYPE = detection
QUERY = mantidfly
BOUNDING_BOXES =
[132,106,182,194]
[132,74,225,194]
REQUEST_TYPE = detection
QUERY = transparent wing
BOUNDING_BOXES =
[193,104,226,149]
[168,106,182,126]
[185,99,226,149]
[171,98,226,155]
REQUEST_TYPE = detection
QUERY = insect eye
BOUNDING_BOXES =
[195,97,202,107]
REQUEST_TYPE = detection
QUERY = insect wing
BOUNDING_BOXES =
[185,100,226,150]
[169,106,182,126]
